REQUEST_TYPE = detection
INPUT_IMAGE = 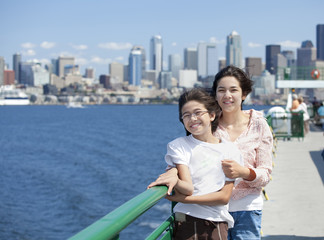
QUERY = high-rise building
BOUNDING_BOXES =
[218,59,226,71]
[297,40,317,79]
[150,35,163,73]
[179,69,198,88]
[20,61,49,86]
[132,46,146,78]
[265,45,281,74]
[197,42,217,77]
[245,57,262,76]
[99,75,111,89]
[58,56,74,77]
[168,54,182,81]
[0,56,4,86]
[110,62,124,83]
[159,71,172,89]
[13,53,21,82]
[281,50,296,67]
[128,49,142,86]
[184,48,198,70]
[226,31,242,67]
[4,70,15,85]
[316,24,324,60]
[84,67,95,79]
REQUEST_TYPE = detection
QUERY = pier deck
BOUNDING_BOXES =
[262,123,324,240]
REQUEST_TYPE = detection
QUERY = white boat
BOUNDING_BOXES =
[0,85,30,106]
[66,102,84,108]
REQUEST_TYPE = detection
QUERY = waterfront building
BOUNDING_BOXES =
[179,69,198,88]
[110,62,124,83]
[132,46,146,78]
[197,42,217,77]
[168,54,182,82]
[266,45,281,74]
[150,35,163,73]
[4,70,15,85]
[159,71,172,90]
[245,57,262,77]
[274,53,288,80]
[252,70,276,98]
[128,49,142,86]
[13,53,21,82]
[219,59,226,71]
[297,40,317,79]
[317,24,324,61]
[0,56,4,86]
[20,61,50,86]
[99,75,111,89]
[226,30,242,68]
[184,48,198,70]
[84,67,95,79]
[58,56,74,77]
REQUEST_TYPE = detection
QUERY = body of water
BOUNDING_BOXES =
[0,104,270,239]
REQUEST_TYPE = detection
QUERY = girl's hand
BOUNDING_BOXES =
[222,159,249,179]
[165,189,189,203]
[147,168,179,195]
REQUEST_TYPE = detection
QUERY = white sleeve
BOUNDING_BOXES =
[165,139,190,167]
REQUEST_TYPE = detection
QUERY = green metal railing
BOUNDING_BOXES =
[69,186,174,240]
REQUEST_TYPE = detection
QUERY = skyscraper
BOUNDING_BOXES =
[132,45,146,78]
[297,40,316,79]
[226,31,242,67]
[58,56,74,77]
[128,49,142,86]
[184,48,198,70]
[13,53,21,82]
[245,57,262,76]
[197,42,217,77]
[317,24,324,60]
[0,56,4,86]
[265,45,281,74]
[168,54,182,81]
[150,35,163,73]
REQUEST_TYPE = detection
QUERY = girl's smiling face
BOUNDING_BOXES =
[215,76,246,113]
[181,100,215,141]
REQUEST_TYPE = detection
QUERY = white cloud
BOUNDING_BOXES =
[41,41,56,49]
[248,42,262,48]
[72,44,88,50]
[277,40,301,48]
[23,49,36,56]
[90,57,112,65]
[98,42,132,50]
[209,37,225,44]
[75,58,88,65]
[21,42,36,49]
[171,42,177,47]
[114,56,124,62]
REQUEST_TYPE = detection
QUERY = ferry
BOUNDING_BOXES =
[0,85,30,105]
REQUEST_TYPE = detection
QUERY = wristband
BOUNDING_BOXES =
[244,168,256,181]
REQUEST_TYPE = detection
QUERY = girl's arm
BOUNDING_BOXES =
[147,168,178,195]
[174,164,193,196]
[166,181,234,206]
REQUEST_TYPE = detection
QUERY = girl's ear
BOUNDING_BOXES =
[209,111,216,121]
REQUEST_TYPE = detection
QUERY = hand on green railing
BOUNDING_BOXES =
[147,168,179,195]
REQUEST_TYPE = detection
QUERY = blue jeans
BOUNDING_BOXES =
[228,210,262,240]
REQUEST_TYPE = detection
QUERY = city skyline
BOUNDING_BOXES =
[1,0,324,78]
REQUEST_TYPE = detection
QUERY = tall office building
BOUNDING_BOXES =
[219,59,226,71]
[317,24,324,60]
[0,57,4,85]
[4,70,15,85]
[13,53,21,82]
[84,67,95,78]
[110,62,124,83]
[58,56,74,77]
[297,40,317,79]
[20,61,49,86]
[282,50,296,67]
[265,45,281,74]
[150,35,163,73]
[184,48,198,70]
[168,54,182,81]
[245,57,262,76]
[197,42,217,77]
[128,49,142,86]
[132,46,146,78]
[159,71,172,89]
[226,31,242,67]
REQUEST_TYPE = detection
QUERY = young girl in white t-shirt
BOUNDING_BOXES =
[150,88,243,240]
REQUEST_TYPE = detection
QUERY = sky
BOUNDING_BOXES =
[1,0,324,78]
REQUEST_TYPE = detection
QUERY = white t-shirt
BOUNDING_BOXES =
[165,134,243,228]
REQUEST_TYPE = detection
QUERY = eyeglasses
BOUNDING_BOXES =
[181,110,209,121]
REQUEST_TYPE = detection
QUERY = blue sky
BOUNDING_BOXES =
[1,0,324,78]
